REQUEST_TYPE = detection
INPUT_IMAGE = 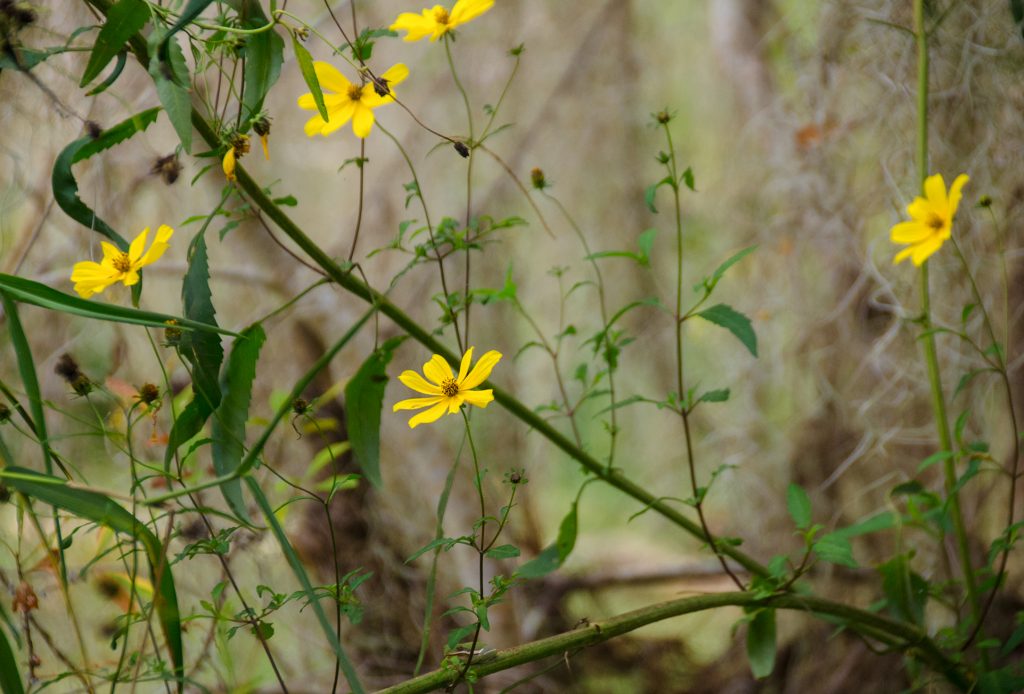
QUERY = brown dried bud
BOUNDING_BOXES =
[137,383,160,405]
[530,168,546,190]
[71,374,93,397]
[253,116,272,137]
[163,320,182,347]
[371,76,391,98]
[55,353,83,382]
[655,110,671,124]
[292,398,310,415]
[13,581,38,613]
[453,141,469,158]
[85,121,103,139]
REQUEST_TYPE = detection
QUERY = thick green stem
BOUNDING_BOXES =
[374,591,970,694]
[913,0,981,626]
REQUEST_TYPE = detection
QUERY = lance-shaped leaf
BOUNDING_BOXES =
[148,31,192,152]
[211,324,266,523]
[0,621,23,694]
[292,34,328,120]
[80,0,149,86]
[52,108,161,247]
[344,337,403,488]
[746,608,777,679]
[240,6,283,121]
[696,303,758,358]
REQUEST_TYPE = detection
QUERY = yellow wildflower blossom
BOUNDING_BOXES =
[393,347,501,428]
[390,0,494,42]
[222,135,250,182]
[890,173,969,266]
[297,63,409,139]
[71,225,173,299]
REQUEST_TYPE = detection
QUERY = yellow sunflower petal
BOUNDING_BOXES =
[312,61,351,94]
[137,225,173,267]
[423,354,454,384]
[223,148,237,180]
[128,228,149,263]
[893,245,916,265]
[351,104,376,138]
[450,0,494,26]
[381,63,409,88]
[321,101,357,136]
[460,350,501,390]
[398,370,442,395]
[890,220,930,244]
[948,173,969,217]
[905,196,931,221]
[461,388,493,408]
[923,173,947,211]
[120,270,141,287]
[71,261,119,298]
[100,241,123,263]
[447,394,464,414]
[390,11,437,42]
[408,399,450,428]
[457,347,474,383]
[393,395,444,411]
[304,113,329,137]
[910,236,944,266]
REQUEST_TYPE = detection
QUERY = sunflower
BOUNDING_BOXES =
[71,225,173,299]
[890,173,969,266]
[393,347,502,428]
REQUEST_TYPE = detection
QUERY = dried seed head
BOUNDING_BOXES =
[530,168,547,190]
[55,353,82,382]
[151,153,182,185]
[137,383,160,405]
[453,141,469,158]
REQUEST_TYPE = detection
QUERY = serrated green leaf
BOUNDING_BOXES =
[159,0,214,48]
[786,483,812,529]
[878,555,927,626]
[291,35,328,121]
[696,303,758,357]
[746,608,776,679]
[345,337,403,488]
[1,467,182,690]
[52,108,160,247]
[211,324,266,524]
[85,50,128,96]
[80,0,149,86]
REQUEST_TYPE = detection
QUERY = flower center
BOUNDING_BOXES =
[925,213,945,232]
[434,7,450,25]
[111,252,132,273]
[440,377,460,398]
[348,83,364,102]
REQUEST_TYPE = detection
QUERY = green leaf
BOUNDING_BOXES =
[878,555,927,626]
[485,544,521,560]
[0,622,23,694]
[786,483,812,530]
[710,245,758,285]
[0,273,229,333]
[148,34,192,152]
[292,34,328,121]
[696,388,730,404]
[813,532,857,568]
[516,544,560,579]
[241,10,284,121]
[680,166,695,191]
[644,175,673,213]
[696,303,758,357]
[85,50,128,97]
[52,108,160,247]
[211,324,266,524]
[746,608,776,679]
[345,337,403,488]
[159,0,214,48]
[636,228,657,264]
[556,501,579,562]
[831,512,896,539]
[80,0,149,86]
[1,467,183,690]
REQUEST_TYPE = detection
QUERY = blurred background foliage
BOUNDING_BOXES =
[1,0,1023,690]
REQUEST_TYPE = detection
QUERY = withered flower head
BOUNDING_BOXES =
[151,153,182,185]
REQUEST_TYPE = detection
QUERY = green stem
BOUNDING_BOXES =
[375,591,970,694]
[913,0,981,627]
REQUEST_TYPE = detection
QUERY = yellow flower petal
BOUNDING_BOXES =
[460,350,501,390]
[223,147,237,180]
[121,270,141,287]
[390,11,437,41]
[450,0,493,25]
[408,400,450,428]
[447,394,464,414]
[71,261,119,298]
[398,370,442,395]
[100,241,123,263]
[351,104,376,138]
[381,63,410,88]
[393,395,444,411]
[461,388,493,408]
[923,173,947,212]
[321,100,357,136]
[423,354,454,384]
[128,227,149,263]
[893,245,916,265]
[312,61,351,94]
[457,347,474,383]
[890,220,930,244]
[260,134,270,160]
[137,225,173,267]
[948,173,969,217]
[909,235,944,266]
[304,113,329,137]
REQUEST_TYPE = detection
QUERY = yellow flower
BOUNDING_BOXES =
[297,63,409,139]
[222,135,250,182]
[390,0,494,41]
[71,225,173,299]
[890,173,969,266]
[393,347,502,428]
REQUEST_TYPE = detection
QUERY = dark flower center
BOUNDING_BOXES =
[440,377,460,398]
[348,84,364,102]
[112,252,132,273]
[434,8,450,24]
[926,213,945,231]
